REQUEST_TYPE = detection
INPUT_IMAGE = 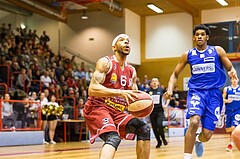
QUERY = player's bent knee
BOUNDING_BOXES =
[100,132,121,150]
[136,124,151,141]
[126,118,150,141]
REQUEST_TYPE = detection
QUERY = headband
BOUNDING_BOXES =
[112,34,130,46]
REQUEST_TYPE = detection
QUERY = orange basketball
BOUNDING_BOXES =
[232,125,240,151]
[127,91,153,118]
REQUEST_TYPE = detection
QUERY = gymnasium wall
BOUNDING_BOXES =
[137,7,240,89]
[0,6,239,89]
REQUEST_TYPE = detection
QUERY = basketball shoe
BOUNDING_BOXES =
[156,140,162,148]
[226,143,233,152]
[49,140,56,144]
[195,141,204,157]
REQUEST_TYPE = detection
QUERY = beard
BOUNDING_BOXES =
[119,47,130,55]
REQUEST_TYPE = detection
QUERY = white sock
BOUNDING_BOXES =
[196,134,201,142]
[184,153,192,159]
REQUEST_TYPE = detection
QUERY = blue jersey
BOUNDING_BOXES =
[187,46,226,89]
[225,85,240,112]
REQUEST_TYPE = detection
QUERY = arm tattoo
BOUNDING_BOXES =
[93,71,106,84]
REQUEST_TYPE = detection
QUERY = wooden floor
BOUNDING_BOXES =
[0,134,239,159]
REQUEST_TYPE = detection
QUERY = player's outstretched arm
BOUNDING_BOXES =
[217,46,238,80]
[164,52,188,99]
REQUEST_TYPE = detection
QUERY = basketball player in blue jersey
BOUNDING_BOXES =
[164,24,238,159]
[222,77,240,151]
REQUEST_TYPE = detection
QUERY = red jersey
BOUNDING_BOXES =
[84,55,136,143]
[89,55,135,111]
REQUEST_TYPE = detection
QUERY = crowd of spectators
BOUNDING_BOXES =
[0,22,92,129]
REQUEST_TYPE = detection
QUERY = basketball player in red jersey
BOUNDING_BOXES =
[84,34,150,159]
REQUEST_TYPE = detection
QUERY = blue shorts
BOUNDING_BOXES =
[225,109,240,128]
[186,88,223,131]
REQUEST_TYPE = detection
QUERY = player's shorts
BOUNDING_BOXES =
[225,109,240,129]
[186,88,223,131]
[83,99,134,144]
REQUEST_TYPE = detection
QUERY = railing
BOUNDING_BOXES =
[59,96,77,119]
[63,46,96,69]
[0,83,8,95]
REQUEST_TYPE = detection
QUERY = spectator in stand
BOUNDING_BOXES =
[14,27,21,45]
[140,80,150,92]
[21,97,32,128]
[1,93,16,129]
[61,83,69,97]
[32,29,39,44]
[40,70,52,89]
[56,84,63,99]
[44,88,50,101]
[27,92,39,128]
[66,76,78,92]
[70,55,77,69]
[6,23,13,36]
[16,68,31,91]
[11,61,21,86]
[136,77,142,90]
[40,31,50,46]
[0,23,7,42]
[85,68,93,85]
[49,71,57,86]
[52,62,61,80]
[33,69,41,80]
[74,92,80,101]
[58,75,66,87]
[77,98,85,119]
[48,83,56,98]
[81,89,88,103]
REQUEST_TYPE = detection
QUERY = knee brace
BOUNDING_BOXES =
[126,118,150,141]
[99,132,121,150]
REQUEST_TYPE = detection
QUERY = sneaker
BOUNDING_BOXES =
[155,143,161,148]
[155,140,162,148]
[226,143,233,152]
[49,141,56,144]
[163,139,168,146]
[43,139,49,145]
[195,141,204,157]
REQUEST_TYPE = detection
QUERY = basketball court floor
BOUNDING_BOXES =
[0,134,239,159]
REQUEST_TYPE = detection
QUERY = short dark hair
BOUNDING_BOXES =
[193,24,211,35]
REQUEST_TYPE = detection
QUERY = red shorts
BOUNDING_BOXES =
[84,99,134,144]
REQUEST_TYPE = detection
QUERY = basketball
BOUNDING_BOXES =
[127,91,153,118]
[232,125,240,151]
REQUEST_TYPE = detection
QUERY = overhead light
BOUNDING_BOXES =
[221,27,229,31]
[147,4,163,13]
[81,15,88,20]
[81,10,88,20]
[208,25,217,29]
[20,23,26,29]
[216,0,228,6]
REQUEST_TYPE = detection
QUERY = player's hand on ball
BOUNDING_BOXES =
[163,91,172,100]
[119,90,139,105]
